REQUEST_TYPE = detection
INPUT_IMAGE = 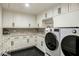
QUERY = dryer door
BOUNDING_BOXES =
[45,32,59,51]
[61,35,79,56]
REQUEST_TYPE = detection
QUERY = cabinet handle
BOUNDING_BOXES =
[12,22,15,27]
[58,8,61,14]
[45,13,47,18]
[29,24,30,27]
[38,24,39,27]
[27,39,29,43]
[24,37,26,38]
[11,41,14,46]
[15,37,18,39]
[41,41,43,46]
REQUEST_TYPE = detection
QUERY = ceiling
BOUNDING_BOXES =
[0,3,59,15]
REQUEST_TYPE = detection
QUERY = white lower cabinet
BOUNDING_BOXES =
[11,36,33,51]
[3,35,35,52]
[3,35,45,53]
[36,36,45,52]
[29,36,36,46]
[12,36,22,50]
[3,37,12,52]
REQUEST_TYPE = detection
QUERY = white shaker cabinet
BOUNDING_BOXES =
[14,14,28,28]
[0,7,2,40]
[46,10,53,18]
[29,36,36,46]
[3,10,14,28]
[11,36,28,51]
[0,7,2,53]
[69,3,79,12]
[3,10,36,28]
[59,3,79,15]
[3,37,12,52]
[3,35,35,52]
[61,3,69,14]
[36,36,45,52]
[11,36,34,51]
[14,14,36,28]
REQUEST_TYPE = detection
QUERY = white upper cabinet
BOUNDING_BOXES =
[42,10,53,19]
[3,10,14,28]
[0,6,2,53]
[2,10,36,28]
[53,4,69,16]
[0,7,2,28]
[46,10,53,18]
[69,3,79,12]
[0,8,2,28]
[61,3,79,14]
[61,4,69,14]
[36,10,53,28]
[53,6,59,17]
[14,13,28,28]
[14,13,36,28]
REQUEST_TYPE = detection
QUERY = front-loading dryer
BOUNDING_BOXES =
[60,27,79,56]
[45,28,60,56]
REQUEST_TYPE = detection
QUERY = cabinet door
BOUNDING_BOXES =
[0,28,2,53]
[61,4,69,14]
[33,36,38,46]
[3,38,12,52]
[36,37,45,52]
[12,36,24,50]
[3,11,14,28]
[0,28,2,42]
[18,36,28,48]
[14,14,28,28]
[46,10,53,18]
[53,5,61,17]
[13,36,30,50]
[40,39,45,52]
[27,36,34,47]
[69,3,79,12]
[29,36,35,46]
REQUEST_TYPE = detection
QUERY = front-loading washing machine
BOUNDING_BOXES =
[45,28,60,56]
[60,27,79,56]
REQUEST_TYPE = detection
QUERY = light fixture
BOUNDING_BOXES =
[25,3,30,7]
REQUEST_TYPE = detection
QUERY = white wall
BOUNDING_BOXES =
[37,3,79,27]
[0,6,2,53]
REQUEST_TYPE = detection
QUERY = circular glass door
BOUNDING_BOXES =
[61,35,79,56]
[45,32,59,51]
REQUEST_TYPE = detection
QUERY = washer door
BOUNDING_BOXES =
[45,32,59,51]
[61,35,79,56]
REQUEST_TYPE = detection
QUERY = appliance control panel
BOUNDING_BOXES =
[54,29,59,32]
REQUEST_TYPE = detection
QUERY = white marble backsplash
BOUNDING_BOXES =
[3,28,45,38]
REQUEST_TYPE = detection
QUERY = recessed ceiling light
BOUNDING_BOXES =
[25,3,30,7]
